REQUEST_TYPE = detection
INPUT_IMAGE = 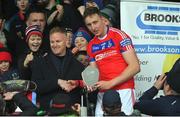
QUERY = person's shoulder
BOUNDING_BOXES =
[9,13,19,22]
[88,36,97,44]
[33,52,49,63]
[109,27,130,40]
[109,27,126,35]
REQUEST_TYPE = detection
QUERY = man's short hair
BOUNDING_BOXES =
[83,7,100,20]
[25,7,46,21]
[49,26,66,36]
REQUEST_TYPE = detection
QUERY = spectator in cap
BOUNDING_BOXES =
[102,90,126,116]
[0,48,40,116]
[134,58,180,116]
[25,7,50,54]
[22,25,43,68]
[0,47,18,114]
[0,46,45,116]
[71,28,91,54]
[0,48,13,76]
[18,25,45,106]
[102,0,120,29]
[25,25,43,42]
[100,4,116,27]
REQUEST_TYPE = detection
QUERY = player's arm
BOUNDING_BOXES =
[110,30,140,87]
[110,49,140,87]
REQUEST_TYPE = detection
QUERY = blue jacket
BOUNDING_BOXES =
[0,68,20,82]
[134,86,180,116]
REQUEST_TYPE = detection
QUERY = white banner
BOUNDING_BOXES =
[120,0,180,98]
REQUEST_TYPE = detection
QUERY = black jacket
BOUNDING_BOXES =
[12,93,38,116]
[30,50,84,110]
[134,86,180,116]
[18,50,46,81]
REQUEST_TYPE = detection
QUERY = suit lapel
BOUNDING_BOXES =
[62,51,72,77]
[44,53,59,77]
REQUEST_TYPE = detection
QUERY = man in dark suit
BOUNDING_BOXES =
[30,26,84,111]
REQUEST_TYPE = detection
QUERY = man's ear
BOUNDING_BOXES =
[165,83,173,93]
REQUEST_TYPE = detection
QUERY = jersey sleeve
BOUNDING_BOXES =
[116,30,134,53]
[87,42,96,62]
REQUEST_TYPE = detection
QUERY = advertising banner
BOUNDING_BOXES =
[120,0,180,98]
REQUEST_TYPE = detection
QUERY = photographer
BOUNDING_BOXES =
[134,58,180,116]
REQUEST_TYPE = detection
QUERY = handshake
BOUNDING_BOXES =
[57,66,100,92]
[58,79,99,93]
[58,79,80,92]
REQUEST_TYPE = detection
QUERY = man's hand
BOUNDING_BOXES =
[56,4,63,13]
[24,52,34,67]
[72,103,80,115]
[3,92,18,100]
[58,79,79,92]
[85,85,97,92]
[67,80,79,91]
[71,47,79,54]
[154,74,167,90]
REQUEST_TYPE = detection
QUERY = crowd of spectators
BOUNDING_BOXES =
[0,0,179,116]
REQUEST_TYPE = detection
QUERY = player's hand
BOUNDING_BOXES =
[95,80,113,90]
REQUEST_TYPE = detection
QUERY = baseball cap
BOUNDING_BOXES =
[100,4,116,26]
[72,28,91,45]
[102,90,121,108]
[166,58,180,93]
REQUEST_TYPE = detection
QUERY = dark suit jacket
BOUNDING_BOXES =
[31,50,84,110]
